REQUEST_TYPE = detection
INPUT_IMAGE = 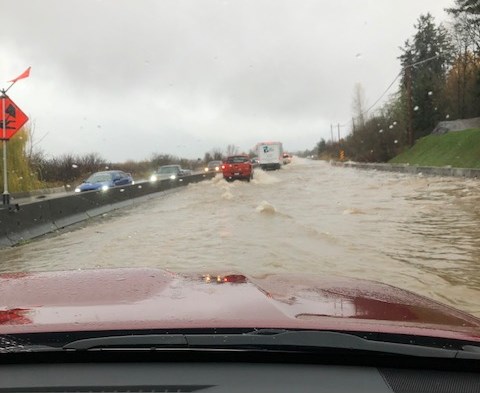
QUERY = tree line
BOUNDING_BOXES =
[318,1,480,162]
[1,128,247,193]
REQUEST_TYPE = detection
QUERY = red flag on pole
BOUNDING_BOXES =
[8,66,31,83]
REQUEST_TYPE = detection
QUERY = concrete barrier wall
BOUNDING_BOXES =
[331,161,480,178]
[0,173,214,248]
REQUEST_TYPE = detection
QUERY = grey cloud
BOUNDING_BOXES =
[2,0,453,161]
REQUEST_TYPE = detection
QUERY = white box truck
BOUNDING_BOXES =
[255,141,283,170]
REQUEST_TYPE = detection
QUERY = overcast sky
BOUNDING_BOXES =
[1,0,453,162]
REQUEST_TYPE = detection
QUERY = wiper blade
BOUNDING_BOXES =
[62,330,480,359]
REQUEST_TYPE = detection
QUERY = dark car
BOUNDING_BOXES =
[204,160,223,173]
[74,170,134,192]
[150,165,192,182]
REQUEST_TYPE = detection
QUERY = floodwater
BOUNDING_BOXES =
[2,159,480,317]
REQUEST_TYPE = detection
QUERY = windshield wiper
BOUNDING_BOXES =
[61,330,480,359]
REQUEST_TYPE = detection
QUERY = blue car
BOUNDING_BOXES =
[74,170,134,192]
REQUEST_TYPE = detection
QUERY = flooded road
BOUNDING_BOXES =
[2,159,480,317]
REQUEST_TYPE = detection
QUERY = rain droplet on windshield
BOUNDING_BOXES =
[413,106,419,111]
[72,164,78,168]
[446,114,450,119]
[428,91,433,96]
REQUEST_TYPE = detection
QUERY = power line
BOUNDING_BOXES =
[360,72,402,117]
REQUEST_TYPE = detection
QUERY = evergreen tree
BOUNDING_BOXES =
[399,14,453,139]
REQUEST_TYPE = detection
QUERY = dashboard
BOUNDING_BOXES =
[1,361,479,392]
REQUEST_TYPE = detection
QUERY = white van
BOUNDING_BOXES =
[255,141,283,170]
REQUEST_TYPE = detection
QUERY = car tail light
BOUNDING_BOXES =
[223,275,247,283]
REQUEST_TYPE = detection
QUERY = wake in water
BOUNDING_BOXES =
[251,169,281,185]
[255,200,276,214]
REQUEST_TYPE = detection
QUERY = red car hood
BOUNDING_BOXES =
[1,268,480,342]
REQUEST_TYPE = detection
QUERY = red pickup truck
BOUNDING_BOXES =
[222,155,254,182]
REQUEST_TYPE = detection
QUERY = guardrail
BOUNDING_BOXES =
[331,161,480,178]
[0,173,215,248]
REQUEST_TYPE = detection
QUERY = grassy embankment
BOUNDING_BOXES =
[389,128,480,168]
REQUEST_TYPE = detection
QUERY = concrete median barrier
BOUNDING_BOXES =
[0,172,215,248]
[0,201,57,247]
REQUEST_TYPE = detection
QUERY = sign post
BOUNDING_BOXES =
[2,93,7,205]
[1,67,31,205]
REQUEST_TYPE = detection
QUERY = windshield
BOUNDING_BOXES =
[85,173,112,183]
[158,166,179,174]
[226,156,249,163]
[1,0,480,351]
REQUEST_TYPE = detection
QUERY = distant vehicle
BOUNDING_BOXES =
[222,155,253,182]
[74,170,133,192]
[283,152,292,164]
[204,160,223,173]
[150,165,192,182]
[250,157,260,168]
[255,141,283,170]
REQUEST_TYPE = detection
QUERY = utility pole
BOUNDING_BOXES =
[405,65,414,147]
[337,123,341,142]
[330,124,334,143]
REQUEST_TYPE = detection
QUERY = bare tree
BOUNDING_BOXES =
[352,83,367,130]
[225,144,239,156]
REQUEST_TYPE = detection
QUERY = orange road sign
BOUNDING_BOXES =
[0,96,29,140]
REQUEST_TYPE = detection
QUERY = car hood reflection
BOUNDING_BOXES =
[0,268,479,341]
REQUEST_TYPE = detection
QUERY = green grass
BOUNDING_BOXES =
[389,128,480,168]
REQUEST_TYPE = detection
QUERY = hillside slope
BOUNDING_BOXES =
[389,129,480,168]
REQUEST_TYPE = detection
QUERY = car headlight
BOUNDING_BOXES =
[170,175,176,180]
[204,167,209,172]
[74,187,81,193]
[101,185,109,191]
[215,166,219,171]
[150,175,157,182]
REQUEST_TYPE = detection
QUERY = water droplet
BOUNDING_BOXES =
[394,140,398,144]
[413,106,419,111]
[428,91,433,96]
[379,129,384,133]
[389,125,393,129]
[446,114,450,119]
